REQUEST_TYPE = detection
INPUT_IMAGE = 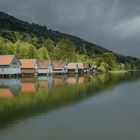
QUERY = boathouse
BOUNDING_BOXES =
[67,62,90,73]
[52,60,67,73]
[20,59,37,75]
[67,63,79,73]
[0,55,21,76]
[83,63,91,72]
[77,63,85,73]
[37,60,53,75]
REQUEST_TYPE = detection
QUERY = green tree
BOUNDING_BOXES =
[43,38,55,59]
[102,52,117,70]
[38,47,50,60]
[56,38,77,61]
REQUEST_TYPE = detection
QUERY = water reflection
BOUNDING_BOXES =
[0,72,140,130]
[38,76,53,88]
[0,79,21,96]
[0,72,140,97]
[0,88,13,97]
[20,78,37,93]
[0,74,92,97]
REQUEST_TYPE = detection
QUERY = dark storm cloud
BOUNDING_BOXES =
[0,0,140,57]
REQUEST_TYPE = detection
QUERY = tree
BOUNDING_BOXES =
[94,57,103,68]
[38,47,50,60]
[76,54,87,62]
[43,38,55,59]
[7,42,16,54]
[102,52,117,70]
[56,38,77,61]
[0,37,7,54]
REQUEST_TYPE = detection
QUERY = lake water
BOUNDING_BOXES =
[0,72,140,140]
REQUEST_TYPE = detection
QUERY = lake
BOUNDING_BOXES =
[0,72,140,140]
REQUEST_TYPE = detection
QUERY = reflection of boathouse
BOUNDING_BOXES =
[38,75,67,87]
[38,76,53,88]
[21,78,37,93]
[53,75,67,86]
[67,75,89,84]
[0,74,91,96]
[67,76,77,84]
[0,88,13,97]
[0,78,21,96]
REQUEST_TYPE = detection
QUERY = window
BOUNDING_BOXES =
[13,61,18,65]
[2,68,4,72]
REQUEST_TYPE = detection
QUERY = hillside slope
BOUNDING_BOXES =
[0,11,109,56]
[0,11,140,69]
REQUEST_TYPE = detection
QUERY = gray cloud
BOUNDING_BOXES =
[0,0,140,58]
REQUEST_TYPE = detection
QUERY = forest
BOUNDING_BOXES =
[0,30,138,72]
[0,11,140,72]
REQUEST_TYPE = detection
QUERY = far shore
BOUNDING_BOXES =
[108,70,140,74]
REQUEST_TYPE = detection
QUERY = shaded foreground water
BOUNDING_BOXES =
[0,72,140,140]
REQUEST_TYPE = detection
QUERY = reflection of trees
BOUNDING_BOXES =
[0,72,140,129]
[96,72,140,91]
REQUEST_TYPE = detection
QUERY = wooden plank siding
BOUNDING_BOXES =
[52,60,67,74]
[0,55,21,75]
[37,60,53,75]
[21,68,35,74]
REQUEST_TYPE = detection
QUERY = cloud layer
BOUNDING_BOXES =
[0,0,140,57]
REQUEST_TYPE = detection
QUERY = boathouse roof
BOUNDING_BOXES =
[52,60,66,69]
[0,55,18,66]
[20,59,37,69]
[37,60,50,68]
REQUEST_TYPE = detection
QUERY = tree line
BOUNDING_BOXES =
[0,30,139,72]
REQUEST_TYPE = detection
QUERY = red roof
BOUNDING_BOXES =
[37,60,49,68]
[20,59,37,69]
[0,55,15,66]
[77,63,84,69]
[67,63,77,69]
[52,60,66,69]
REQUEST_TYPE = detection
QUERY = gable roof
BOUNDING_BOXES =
[77,63,84,69]
[20,59,37,69]
[67,63,85,69]
[0,55,16,66]
[37,60,50,68]
[52,60,66,69]
[67,63,78,69]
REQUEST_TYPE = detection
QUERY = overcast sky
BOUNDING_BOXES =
[0,0,140,58]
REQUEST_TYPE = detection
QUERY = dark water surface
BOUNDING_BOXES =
[0,72,140,140]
